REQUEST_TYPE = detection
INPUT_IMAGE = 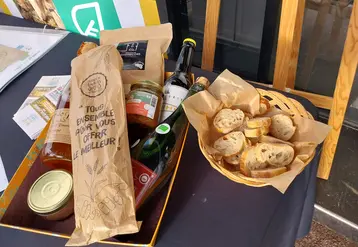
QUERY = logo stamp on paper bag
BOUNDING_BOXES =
[80,73,107,97]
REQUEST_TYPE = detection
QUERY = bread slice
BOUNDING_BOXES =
[255,143,294,167]
[213,131,246,157]
[236,116,250,132]
[224,153,241,165]
[270,114,296,141]
[213,108,245,134]
[244,127,262,138]
[224,138,250,165]
[247,117,271,129]
[239,147,267,176]
[250,167,287,178]
[261,125,269,135]
[259,135,294,147]
[244,124,268,138]
[259,98,271,115]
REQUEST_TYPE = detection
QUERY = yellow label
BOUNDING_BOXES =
[31,96,56,122]
[45,108,71,145]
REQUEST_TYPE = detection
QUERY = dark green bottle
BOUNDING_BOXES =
[131,77,209,208]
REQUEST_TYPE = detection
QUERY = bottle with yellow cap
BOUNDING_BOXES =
[160,38,196,121]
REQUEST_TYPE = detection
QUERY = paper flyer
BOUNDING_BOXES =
[0,155,8,193]
[13,75,70,139]
[14,75,70,114]
[0,26,68,92]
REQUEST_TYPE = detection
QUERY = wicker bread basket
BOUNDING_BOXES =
[198,88,316,187]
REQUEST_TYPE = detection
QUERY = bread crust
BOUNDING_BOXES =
[214,108,245,134]
[213,131,246,157]
[270,114,296,141]
[247,117,271,129]
[251,167,287,178]
[258,98,271,115]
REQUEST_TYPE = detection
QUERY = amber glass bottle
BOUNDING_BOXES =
[40,82,72,172]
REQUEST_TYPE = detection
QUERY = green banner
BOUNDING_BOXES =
[52,0,122,39]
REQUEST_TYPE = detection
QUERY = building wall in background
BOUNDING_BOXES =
[157,0,267,80]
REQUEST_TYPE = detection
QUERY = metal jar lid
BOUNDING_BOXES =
[27,170,73,215]
[131,80,163,93]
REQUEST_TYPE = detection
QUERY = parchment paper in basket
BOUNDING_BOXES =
[182,69,331,193]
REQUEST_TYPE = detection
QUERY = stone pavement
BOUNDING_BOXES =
[295,221,358,247]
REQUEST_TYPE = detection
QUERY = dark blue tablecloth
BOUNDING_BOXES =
[0,13,318,247]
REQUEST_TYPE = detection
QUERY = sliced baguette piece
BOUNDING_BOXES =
[239,147,267,176]
[244,126,269,137]
[237,116,250,132]
[244,127,262,138]
[224,153,241,165]
[255,143,295,167]
[251,167,287,178]
[270,114,296,141]
[224,138,250,165]
[259,135,294,147]
[213,108,245,134]
[261,125,269,135]
[259,98,271,115]
[213,131,246,157]
[247,117,271,129]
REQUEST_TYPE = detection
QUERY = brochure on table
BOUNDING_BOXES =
[0,155,8,193]
[13,75,70,140]
[0,25,68,92]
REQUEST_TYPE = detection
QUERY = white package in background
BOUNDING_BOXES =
[0,155,8,192]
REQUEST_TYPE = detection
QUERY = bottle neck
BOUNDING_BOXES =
[174,43,195,74]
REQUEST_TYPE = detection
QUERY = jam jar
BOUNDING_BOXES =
[126,80,163,145]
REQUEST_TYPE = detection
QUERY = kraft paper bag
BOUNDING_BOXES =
[183,69,331,193]
[100,23,172,94]
[67,45,139,246]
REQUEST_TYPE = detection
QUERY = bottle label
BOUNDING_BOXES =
[131,159,157,203]
[160,85,188,121]
[156,123,171,135]
[116,41,147,70]
[45,108,71,145]
[126,91,158,119]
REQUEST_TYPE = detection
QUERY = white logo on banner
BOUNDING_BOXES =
[71,2,104,37]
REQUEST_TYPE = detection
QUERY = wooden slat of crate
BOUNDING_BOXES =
[318,0,358,179]
[201,0,221,72]
[273,0,306,90]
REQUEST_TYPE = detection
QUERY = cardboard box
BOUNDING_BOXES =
[0,81,190,246]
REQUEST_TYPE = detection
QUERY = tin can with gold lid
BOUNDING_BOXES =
[27,170,74,221]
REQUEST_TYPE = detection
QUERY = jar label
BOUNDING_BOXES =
[131,159,157,205]
[126,91,158,119]
[116,41,147,70]
[45,108,71,145]
[160,85,188,121]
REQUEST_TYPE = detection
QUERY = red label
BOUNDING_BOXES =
[126,91,158,119]
[131,159,157,207]
[126,102,148,117]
